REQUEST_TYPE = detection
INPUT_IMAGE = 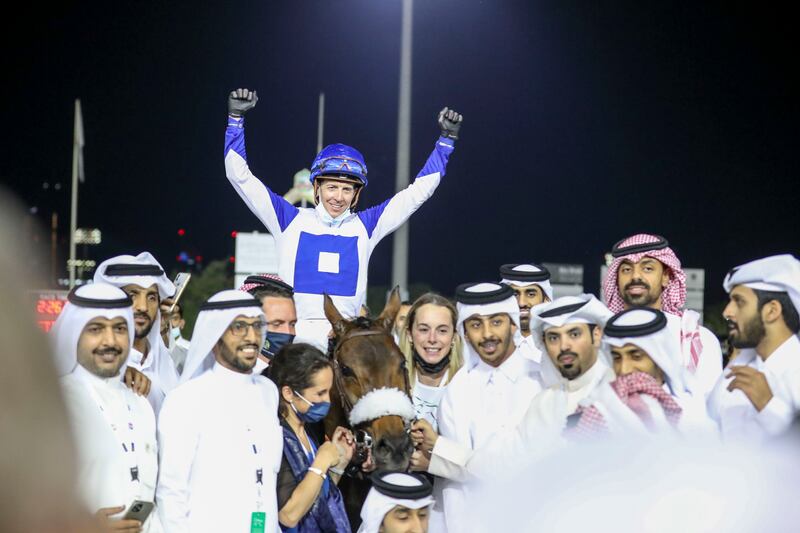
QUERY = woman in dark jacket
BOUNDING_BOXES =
[267,343,354,532]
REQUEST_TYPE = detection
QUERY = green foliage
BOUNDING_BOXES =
[172,260,234,337]
[702,300,729,339]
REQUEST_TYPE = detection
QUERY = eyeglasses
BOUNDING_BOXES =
[228,320,267,337]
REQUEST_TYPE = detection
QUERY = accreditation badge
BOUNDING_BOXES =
[250,511,266,533]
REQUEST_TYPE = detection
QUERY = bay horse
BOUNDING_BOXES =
[322,288,415,528]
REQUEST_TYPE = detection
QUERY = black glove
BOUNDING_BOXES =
[438,107,463,140]
[228,88,258,117]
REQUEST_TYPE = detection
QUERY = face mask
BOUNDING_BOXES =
[170,327,181,341]
[413,351,451,375]
[262,331,295,359]
[291,390,331,423]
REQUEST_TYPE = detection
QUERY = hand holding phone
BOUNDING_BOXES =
[95,503,147,532]
[168,273,191,314]
[122,500,154,524]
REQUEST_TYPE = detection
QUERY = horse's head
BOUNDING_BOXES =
[324,288,414,472]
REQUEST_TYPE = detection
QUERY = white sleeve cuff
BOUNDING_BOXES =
[428,436,472,481]
[756,395,794,435]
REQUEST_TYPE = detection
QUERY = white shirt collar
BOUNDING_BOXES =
[758,335,800,374]
[565,358,606,393]
[472,349,526,385]
[72,362,123,388]
[212,361,256,383]
[128,347,153,371]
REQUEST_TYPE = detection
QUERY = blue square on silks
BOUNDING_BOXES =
[294,232,360,296]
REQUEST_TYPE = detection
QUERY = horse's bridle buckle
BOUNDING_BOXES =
[354,429,373,450]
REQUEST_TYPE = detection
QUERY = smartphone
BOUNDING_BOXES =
[122,500,154,523]
[168,273,191,314]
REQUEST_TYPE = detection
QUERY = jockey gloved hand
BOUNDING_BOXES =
[228,88,258,116]
[438,107,463,140]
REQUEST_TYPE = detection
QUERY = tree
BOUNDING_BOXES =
[173,259,233,338]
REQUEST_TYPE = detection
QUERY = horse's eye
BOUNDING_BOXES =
[340,364,356,378]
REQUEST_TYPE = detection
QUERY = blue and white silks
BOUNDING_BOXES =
[225,116,454,345]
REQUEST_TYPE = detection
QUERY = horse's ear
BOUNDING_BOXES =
[377,286,402,332]
[323,293,348,336]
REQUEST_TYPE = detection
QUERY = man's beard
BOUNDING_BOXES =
[621,280,661,308]
[134,312,154,340]
[519,313,531,333]
[556,350,583,380]
[89,347,125,377]
[218,340,258,372]
[728,315,766,349]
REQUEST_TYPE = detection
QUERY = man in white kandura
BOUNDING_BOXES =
[95,252,179,416]
[358,472,435,533]
[157,290,283,533]
[499,263,553,364]
[602,233,722,398]
[708,254,800,445]
[52,283,161,532]
[570,307,716,438]
[430,282,543,532]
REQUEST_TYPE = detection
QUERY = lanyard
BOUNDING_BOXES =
[80,377,141,486]
[246,383,269,512]
[298,431,329,498]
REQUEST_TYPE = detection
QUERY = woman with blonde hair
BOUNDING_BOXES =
[398,293,463,433]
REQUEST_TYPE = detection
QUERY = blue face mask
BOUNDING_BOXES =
[170,327,181,341]
[291,390,331,423]
[262,331,295,359]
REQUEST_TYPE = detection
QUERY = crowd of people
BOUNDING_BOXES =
[21,89,800,533]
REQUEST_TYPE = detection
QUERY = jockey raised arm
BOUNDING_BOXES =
[224,88,462,347]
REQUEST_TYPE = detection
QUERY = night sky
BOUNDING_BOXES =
[3,1,798,309]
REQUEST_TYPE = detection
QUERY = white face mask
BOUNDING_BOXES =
[170,326,181,340]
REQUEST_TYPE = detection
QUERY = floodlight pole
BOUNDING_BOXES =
[391,0,413,297]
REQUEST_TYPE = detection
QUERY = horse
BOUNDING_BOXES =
[322,288,416,528]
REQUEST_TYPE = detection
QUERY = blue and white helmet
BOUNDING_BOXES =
[309,143,368,187]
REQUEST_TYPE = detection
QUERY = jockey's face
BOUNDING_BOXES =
[213,315,264,373]
[617,258,670,310]
[542,323,601,380]
[380,505,430,533]
[507,283,548,335]
[610,343,664,384]
[723,285,765,349]
[317,178,357,217]
[463,313,517,367]
[410,303,455,365]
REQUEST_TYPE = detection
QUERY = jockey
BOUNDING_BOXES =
[224,88,463,348]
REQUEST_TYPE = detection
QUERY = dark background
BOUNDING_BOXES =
[2,1,797,316]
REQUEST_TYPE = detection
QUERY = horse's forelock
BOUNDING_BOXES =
[351,316,376,330]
